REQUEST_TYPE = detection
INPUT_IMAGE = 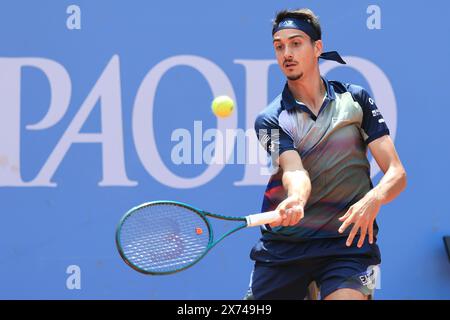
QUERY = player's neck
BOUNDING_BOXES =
[287,70,325,113]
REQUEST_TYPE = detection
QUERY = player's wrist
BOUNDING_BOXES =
[367,188,383,205]
[287,193,307,207]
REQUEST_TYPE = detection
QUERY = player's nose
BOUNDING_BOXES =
[283,46,295,59]
[283,51,293,60]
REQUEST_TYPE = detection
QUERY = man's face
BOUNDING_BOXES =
[273,29,322,81]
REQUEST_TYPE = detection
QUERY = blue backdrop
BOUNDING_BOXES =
[0,0,449,299]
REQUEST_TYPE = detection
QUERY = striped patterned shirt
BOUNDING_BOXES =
[254,77,390,241]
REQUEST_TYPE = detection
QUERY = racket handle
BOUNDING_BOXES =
[245,210,280,227]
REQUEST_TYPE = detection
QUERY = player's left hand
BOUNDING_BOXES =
[337,190,382,248]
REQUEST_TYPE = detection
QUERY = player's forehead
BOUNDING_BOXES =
[273,29,309,42]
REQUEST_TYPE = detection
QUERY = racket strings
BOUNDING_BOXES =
[118,204,210,273]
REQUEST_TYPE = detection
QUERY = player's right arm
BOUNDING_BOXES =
[270,150,311,227]
[255,110,311,227]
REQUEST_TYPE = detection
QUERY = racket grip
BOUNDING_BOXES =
[246,210,280,227]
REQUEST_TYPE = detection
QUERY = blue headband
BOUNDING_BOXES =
[272,17,346,64]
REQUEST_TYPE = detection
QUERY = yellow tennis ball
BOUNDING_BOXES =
[211,96,234,118]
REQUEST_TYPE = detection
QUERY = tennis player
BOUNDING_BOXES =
[245,8,407,300]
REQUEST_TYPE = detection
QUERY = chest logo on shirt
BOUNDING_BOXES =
[332,111,350,124]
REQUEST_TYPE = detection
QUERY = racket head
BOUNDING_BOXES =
[115,200,212,275]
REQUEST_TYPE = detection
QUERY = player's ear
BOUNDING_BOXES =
[314,40,323,58]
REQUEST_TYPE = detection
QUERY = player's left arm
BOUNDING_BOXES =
[338,86,407,247]
[367,135,407,204]
[339,136,407,247]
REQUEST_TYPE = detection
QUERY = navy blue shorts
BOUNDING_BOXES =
[245,236,381,300]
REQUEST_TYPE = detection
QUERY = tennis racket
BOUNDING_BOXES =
[115,200,280,275]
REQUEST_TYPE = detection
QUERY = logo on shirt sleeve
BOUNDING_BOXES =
[371,109,382,117]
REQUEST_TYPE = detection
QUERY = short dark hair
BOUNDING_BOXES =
[272,8,322,41]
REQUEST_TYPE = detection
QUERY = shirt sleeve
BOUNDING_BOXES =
[350,85,390,144]
[254,112,296,158]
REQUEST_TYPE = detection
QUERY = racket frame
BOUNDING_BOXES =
[115,200,248,275]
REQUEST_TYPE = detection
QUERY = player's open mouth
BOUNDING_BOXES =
[285,63,297,68]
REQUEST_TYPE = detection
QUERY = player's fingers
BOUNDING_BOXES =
[285,208,294,226]
[368,221,374,244]
[338,213,355,233]
[285,202,300,222]
[346,222,360,247]
[269,210,284,227]
[295,206,304,224]
[282,208,294,226]
[269,216,283,228]
[288,205,302,226]
[338,207,353,221]
[357,224,368,248]
[279,207,287,219]
[291,206,303,226]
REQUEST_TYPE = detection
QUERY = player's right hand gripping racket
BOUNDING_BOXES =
[115,200,280,275]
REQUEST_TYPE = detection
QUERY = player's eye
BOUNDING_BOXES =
[275,44,283,51]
